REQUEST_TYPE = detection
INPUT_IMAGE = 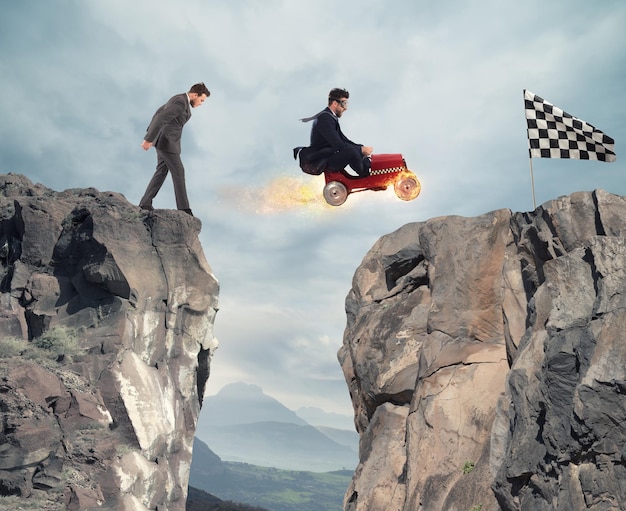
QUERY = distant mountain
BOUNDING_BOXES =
[314,426,359,453]
[186,440,272,510]
[195,382,358,471]
[198,382,307,428]
[190,438,352,511]
[202,421,356,472]
[190,436,226,476]
[295,405,355,430]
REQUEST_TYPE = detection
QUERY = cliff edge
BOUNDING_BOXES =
[0,174,219,510]
[339,189,626,511]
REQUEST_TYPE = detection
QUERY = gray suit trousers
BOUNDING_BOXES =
[140,150,190,210]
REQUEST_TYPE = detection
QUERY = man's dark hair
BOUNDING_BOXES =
[328,87,349,104]
[189,82,211,97]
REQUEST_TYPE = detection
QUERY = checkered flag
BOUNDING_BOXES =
[524,90,616,162]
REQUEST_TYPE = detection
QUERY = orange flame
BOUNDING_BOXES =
[218,175,331,214]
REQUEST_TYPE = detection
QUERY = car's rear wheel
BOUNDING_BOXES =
[394,173,420,201]
[323,181,348,206]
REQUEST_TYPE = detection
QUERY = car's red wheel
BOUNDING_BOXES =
[394,172,420,201]
[323,181,348,206]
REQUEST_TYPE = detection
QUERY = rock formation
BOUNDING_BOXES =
[0,174,219,510]
[339,189,626,511]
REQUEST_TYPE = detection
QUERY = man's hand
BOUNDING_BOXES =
[141,140,153,151]
[361,146,373,156]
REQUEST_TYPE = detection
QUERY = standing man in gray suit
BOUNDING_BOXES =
[139,82,210,216]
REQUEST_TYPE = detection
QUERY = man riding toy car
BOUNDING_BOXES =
[294,87,420,206]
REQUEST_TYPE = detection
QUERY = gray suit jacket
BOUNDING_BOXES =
[145,93,191,154]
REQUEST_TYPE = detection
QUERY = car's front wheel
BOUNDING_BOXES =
[323,181,348,206]
[394,172,421,201]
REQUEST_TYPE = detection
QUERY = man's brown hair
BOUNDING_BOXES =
[328,87,349,105]
[189,83,210,97]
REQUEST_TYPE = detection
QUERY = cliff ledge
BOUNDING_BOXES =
[0,174,219,511]
[340,189,626,511]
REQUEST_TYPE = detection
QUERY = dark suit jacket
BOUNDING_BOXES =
[299,108,362,171]
[145,93,191,154]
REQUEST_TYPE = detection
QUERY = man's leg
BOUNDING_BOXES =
[360,154,371,176]
[157,150,191,211]
[327,146,369,176]
[139,155,169,209]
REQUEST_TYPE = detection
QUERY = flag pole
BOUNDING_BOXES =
[529,157,536,210]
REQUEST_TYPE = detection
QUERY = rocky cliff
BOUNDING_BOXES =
[0,174,219,510]
[339,189,626,511]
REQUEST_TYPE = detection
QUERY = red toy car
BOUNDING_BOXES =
[322,153,420,206]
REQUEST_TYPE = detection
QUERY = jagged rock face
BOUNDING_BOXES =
[339,189,626,511]
[0,174,219,510]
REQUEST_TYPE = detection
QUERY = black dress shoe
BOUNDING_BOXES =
[140,204,154,211]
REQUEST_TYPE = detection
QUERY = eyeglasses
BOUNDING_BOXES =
[336,99,349,108]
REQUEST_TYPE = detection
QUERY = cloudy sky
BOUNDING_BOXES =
[2,0,625,421]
